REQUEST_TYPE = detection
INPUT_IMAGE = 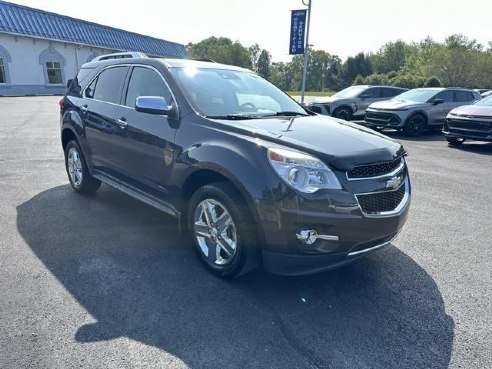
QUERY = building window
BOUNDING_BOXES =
[46,61,62,84]
[0,58,5,83]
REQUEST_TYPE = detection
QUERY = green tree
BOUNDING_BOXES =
[248,43,261,71]
[370,40,416,74]
[187,37,252,69]
[257,49,272,79]
[365,73,389,85]
[342,53,373,87]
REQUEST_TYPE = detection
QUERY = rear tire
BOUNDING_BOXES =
[64,140,101,194]
[403,114,426,136]
[188,182,259,278]
[446,137,466,146]
[332,107,353,121]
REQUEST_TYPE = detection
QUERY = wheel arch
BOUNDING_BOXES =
[405,110,429,125]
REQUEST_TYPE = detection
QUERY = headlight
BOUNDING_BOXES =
[267,148,342,193]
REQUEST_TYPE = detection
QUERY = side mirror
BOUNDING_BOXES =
[432,98,444,105]
[135,96,175,116]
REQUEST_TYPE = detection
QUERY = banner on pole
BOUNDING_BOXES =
[289,9,307,55]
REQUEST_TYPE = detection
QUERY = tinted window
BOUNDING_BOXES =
[361,88,380,98]
[90,66,128,104]
[309,105,323,114]
[435,90,454,103]
[125,67,173,108]
[382,88,400,98]
[454,90,474,102]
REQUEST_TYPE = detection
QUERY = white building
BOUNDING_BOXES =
[0,1,186,96]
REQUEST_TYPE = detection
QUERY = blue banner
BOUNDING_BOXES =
[289,9,307,55]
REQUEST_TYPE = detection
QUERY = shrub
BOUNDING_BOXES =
[387,70,398,80]
[424,76,442,87]
[353,74,366,85]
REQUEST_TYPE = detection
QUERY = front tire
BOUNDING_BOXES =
[188,182,259,278]
[332,107,353,121]
[64,140,101,194]
[403,114,426,136]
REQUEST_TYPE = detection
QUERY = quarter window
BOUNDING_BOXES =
[0,58,5,83]
[46,61,63,84]
[125,67,173,108]
[454,90,474,102]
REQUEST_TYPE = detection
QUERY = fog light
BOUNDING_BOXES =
[296,228,339,245]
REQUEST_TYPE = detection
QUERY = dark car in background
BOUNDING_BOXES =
[365,87,481,136]
[60,55,411,278]
[443,95,492,145]
[308,85,407,120]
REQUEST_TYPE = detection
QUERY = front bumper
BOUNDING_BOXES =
[365,110,405,128]
[259,174,411,275]
[263,238,395,276]
[443,118,492,142]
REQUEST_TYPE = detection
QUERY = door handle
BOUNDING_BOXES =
[116,118,128,128]
[80,105,88,113]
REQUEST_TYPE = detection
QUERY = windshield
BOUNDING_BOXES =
[170,67,306,118]
[333,86,368,98]
[475,95,492,106]
[392,89,439,103]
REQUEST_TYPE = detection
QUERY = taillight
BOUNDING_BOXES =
[59,98,64,110]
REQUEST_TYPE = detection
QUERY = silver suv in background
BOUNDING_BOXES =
[308,85,408,120]
[365,88,480,136]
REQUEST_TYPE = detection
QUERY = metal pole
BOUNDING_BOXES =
[300,0,312,105]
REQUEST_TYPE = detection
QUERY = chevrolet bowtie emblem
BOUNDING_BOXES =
[386,175,403,190]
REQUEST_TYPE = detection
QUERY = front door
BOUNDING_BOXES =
[111,66,178,196]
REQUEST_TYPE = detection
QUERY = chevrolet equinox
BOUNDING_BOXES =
[60,55,411,278]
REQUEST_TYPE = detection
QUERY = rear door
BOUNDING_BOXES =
[111,66,178,194]
[356,87,381,114]
[80,66,129,172]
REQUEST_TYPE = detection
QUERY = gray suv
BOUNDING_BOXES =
[365,88,480,136]
[308,85,408,120]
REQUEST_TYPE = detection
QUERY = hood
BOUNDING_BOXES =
[369,99,424,110]
[212,115,403,170]
[312,95,348,104]
[449,104,492,118]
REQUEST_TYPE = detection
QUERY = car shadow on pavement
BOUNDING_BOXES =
[17,185,454,369]
[447,142,492,156]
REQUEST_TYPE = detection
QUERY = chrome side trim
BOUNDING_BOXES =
[348,241,391,257]
[92,171,179,219]
[355,176,410,218]
[347,158,405,181]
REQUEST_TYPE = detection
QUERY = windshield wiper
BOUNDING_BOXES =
[206,114,257,120]
[258,111,309,117]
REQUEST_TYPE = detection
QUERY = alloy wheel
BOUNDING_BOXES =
[67,147,83,187]
[193,199,237,265]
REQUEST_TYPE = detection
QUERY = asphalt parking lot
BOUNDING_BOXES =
[0,96,491,369]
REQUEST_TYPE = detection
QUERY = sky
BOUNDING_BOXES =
[6,0,492,62]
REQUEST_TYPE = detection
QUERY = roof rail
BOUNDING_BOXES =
[92,52,148,62]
